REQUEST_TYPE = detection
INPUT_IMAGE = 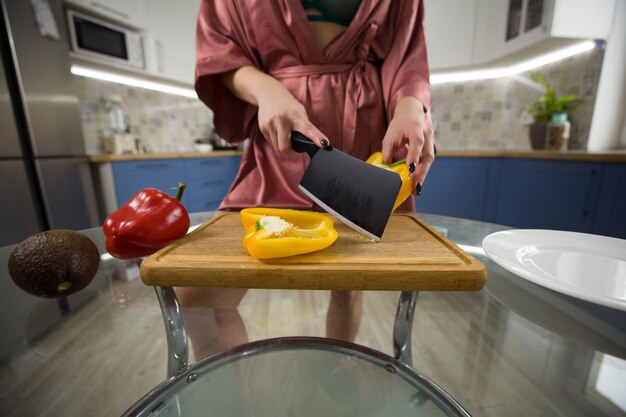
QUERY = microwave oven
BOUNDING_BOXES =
[66,9,145,70]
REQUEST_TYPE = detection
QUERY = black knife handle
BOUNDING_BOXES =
[291,131,319,158]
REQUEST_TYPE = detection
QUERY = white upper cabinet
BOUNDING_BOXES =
[64,0,147,29]
[426,0,616,70]
[424,0,478,70]
[474,0,615,65]
[143,0,200,85]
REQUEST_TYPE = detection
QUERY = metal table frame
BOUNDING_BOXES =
[154,286,420,377]
[122,335,470,417]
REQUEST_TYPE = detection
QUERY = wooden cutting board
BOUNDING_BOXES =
[140,213,486,291]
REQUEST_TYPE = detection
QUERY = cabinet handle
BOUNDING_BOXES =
[155,40,165,73]
[581,167,601,219]
[91,2,129,20]
[136,162,171,169]
[201,199,220,207]
[199,159,224,166]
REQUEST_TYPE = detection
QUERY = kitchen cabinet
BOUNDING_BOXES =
[423,0,478,70]
[112,159,186,205]
[64,0,147,29]
[144,0,201,85]
[426,0,615,70]
[473,0,615,65]
[493,159,602,233]
[106,155,240,216]
[592,164,626,239]
[416,156,626,239]
[184,157,241,212]
[414,158,495,221]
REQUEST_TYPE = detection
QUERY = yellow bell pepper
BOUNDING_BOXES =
[366,152,413,211]
[240,208,338,259]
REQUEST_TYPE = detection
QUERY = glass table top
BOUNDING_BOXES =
[0,212,624,417]
[125,338,463,417]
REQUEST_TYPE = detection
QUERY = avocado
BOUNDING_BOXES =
[8,230,100,298]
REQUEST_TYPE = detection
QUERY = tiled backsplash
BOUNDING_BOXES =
[74,76,214,155]
[75,45,604,154]
[430,46,604,150]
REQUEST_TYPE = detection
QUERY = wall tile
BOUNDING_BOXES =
[431,46,604,151]
[74,45,604,154]
[73,76,215,155]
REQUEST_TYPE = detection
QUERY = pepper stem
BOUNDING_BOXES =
[381,159,407,168]
[175,182,186,201]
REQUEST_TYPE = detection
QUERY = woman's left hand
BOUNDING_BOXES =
[381,96,435,196]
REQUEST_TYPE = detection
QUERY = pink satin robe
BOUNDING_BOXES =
[195,0,431,211]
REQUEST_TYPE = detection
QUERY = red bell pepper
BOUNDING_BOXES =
[103,183,190,259]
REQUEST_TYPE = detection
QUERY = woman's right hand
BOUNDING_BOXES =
[221,66,328,154]
[256,85,329,154]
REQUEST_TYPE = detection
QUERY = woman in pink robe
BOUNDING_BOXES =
[178,0,436,359]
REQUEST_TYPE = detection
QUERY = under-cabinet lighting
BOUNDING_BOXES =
[430,41,596,84]
[71,65,198,98]
[72,41,596,93]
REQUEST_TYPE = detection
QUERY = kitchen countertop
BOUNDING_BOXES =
[438,149,626,162]
[87,150,243,162]
[87,149,626,163]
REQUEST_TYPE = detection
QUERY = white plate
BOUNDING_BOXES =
[482,230,626,311]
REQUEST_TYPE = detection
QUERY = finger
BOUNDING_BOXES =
[276,120,294,155]
[405,123,424,176]
[293,119,330,148]
[393,143,408,161]
[263,124,279,151]
[381,125,400,164]
[412,128,436,196]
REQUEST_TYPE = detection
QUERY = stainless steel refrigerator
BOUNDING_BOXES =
[0,0,100,247]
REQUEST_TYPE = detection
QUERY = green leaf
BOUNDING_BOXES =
[531,71,551,91]
[527,71,585,122]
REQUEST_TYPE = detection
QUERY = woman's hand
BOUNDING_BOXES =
[221,66,328,154]
[256,85,328,154]
[382,96,436,195]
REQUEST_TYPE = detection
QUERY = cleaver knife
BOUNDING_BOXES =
[291,132,402,242]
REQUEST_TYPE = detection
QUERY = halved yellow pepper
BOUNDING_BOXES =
[366,152,413,211]
[240,208,338,259]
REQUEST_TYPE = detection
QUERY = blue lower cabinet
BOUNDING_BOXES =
[112,156,241,213]
[112,159,186,206]
[593,163,626,239]
[185,177,231,212]
[412,157,622,237]
[186,195,225,212]
[184,156,241,212]
[186,156,241,181]
[414,158,492,221]
[493,159,603,233]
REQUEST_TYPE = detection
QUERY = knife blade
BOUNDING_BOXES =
[291,132,401,241]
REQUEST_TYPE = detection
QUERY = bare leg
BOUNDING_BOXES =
[326,290,363,342]
[174,288,248,360]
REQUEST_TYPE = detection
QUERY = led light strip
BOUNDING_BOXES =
[72,40,597,94]
[71,65,198,98]
[430,41,596,84]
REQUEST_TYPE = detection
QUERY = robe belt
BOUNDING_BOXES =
[270,24,379,152]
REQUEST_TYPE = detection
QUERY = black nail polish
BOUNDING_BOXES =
[320,138,329,148]
[408,162,416,173]
[415,182,422,196]
[433,144,438,156]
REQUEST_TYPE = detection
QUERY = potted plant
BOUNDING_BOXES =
[526,71,585,150]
